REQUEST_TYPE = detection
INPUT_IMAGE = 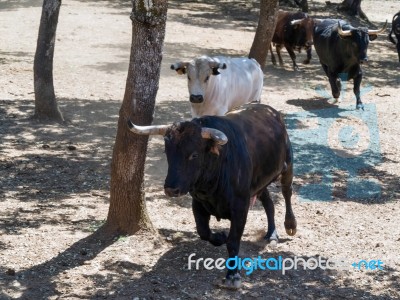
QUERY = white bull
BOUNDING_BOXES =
[171,56,264,117]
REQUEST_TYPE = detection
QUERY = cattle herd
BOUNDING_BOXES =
[128,10,399,288]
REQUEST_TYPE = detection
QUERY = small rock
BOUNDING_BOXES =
[67,145,77,151]
[42,144,50,149]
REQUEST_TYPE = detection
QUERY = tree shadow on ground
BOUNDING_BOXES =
[0,227,116,300]
[167,0,260,31]
[125,231,398,299]
[79,0,131,10]
[0,0,42,11]
[11,228,397,299]
[0,98,119,234]
[284,103,400,203]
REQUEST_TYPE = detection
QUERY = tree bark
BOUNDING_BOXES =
[248,0,279,69]
[106,0,168,235]
[295,0,309,12]
[339,0,368,20]
[33,0,63,122]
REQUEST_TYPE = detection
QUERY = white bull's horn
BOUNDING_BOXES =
[368,20,388,35]
[127,119,169,136]
[201,127,228,145]
[290,19,304,25]
[338,21,352,37]
[208,60,227,70]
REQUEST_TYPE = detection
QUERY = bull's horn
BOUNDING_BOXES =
[201,127,228,145]
[208,60,227,70]
[338,21,352,37]
[368,20,388,35]
[127,119,169,136]
[170,61,189,70]
[290,19,304,26]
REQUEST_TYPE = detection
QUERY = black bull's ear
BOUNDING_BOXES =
[211,63,227,75]
[369,34,378,41]
[210,143,222,156]
[212,67,220,75]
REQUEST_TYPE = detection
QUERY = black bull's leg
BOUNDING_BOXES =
[353,71,365,110]
[192,199,227,246]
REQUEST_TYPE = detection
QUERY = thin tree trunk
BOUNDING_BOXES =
[33,0,63,122]
[106,0,168,235]
[248,0,279,69]
[295,0,309,12]
[339,0,368,20]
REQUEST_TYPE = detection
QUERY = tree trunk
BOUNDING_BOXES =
[105,0,168,235]
[295,0,309,12]
[339,0,368,20]
[248,0,279,69]
[33,0,63,122]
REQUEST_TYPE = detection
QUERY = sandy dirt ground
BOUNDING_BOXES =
[0,0,400,299]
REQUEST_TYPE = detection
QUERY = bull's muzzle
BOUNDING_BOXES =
[190,94,204,103]
[164,187,183,197]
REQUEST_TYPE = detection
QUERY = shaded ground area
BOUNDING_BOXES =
[0,0,399,299]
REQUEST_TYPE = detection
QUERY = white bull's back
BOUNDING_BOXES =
[191,56,264,117]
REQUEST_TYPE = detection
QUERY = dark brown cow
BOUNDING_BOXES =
[269,10,318,70]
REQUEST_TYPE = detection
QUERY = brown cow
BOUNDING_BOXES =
[270,10,319,70]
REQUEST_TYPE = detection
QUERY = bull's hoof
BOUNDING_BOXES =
[284,218,297,236]
[269,239,278,249]
[220,273,241,289]
[303,59,310,64]
[329,98,340,104]
[285,228,297,236]
[209,231,227,246]
[264,229,279,243]
[356,103,365,110]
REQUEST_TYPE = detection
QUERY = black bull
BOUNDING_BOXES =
[128,103,297,286]
[388,11,400,62]
[313,19,387,110]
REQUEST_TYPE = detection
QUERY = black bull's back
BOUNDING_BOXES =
[187,104,292,218]
[217,104,291,198]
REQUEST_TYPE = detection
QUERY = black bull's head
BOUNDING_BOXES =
[337,20,387,63]
[127,120,228,197]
